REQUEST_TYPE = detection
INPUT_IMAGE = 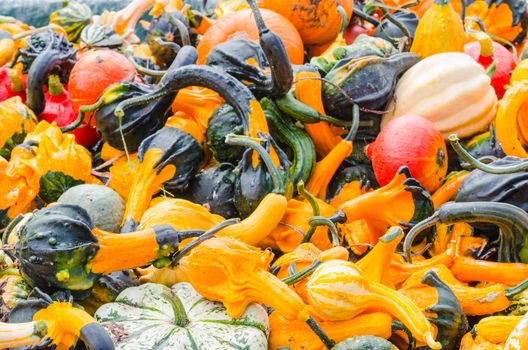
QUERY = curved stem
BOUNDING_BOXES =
[392,320,417,350]
[306,317,335,349]
[60,99,105,132]
[226,134,284,194]
[380,6,411,51]
[308,216,340,247]
[171,218,240,265]
[124,47,166,77]
[12,25,59,40]
[297,181,320,216]
[246,0,269,34]
[167,14,191,46]
[402,212,440,263]
[506,278,528,298]
[282,260,322,285]
[344,104,360,142]
[353,8,380,26]
[449,134,528,174]
[114,89,169,118]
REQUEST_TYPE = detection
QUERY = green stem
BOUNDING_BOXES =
[506,278,528,299]
[308,216,340,247]
[402,212,440,262]
[391,320,417,350]
[449,134,528,174]
[12,25,58,40]
[48,74,64,97]
[114,89,169,118]
[282,260,322,285]
[7,69,23,92]
[352,8,380,26]
[380,6,411,51]
[167,14,191,46]
[485,60,497,78]
[226,134,285,194]
[60,99,105,133]
[171,218,240,265]
[124,47,166,77]
[306,317,335,349]
[344,104,360,142]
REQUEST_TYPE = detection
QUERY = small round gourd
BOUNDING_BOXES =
[332,335,394,349]
[58,184,125,232]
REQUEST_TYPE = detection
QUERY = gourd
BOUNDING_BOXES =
[179,163,238,218]
[339,167,434,241]
[374,11,419,47]
[21,30,77,116]
[14,203,236,294]
[0,269,31,310]
[67,49,137,121]
[258,0,354,45]
[95,282,269,350]
[366,115,448,193]
[305,260,442,349]
[504,311,528,349]
[206,104,245,164]
[120,126,204,232]
[403,201,528,264]
[269,312,393,350]
[196,8,304,65]
[383,52,498,139]
[0,96,37,160]
[332,336,394,350]
[49,1,93,43]
[455,157,528,212]
[3,298,114,350]
[495,81,528,158]
[57,184,125,232]
[322,53,419,121]
[410,0,466,58]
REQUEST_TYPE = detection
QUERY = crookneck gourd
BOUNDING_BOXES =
[95,282,269,350]
[322,53,419,121]
[306,260,442,349]
[14,203,236,295]
[339,166,434,242]
[19,30,77,116]
[120,126,204,232]
[3,293,113,350]
[403,201,528,263]
[400,264,528,316]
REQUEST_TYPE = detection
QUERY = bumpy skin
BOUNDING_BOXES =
[206,104,245,164]
[332,335,394,350]
[322,53,419,120]
[180,163,238,218]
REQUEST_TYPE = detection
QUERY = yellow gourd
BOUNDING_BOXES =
[411,0,466,58]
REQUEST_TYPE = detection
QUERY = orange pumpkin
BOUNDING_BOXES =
[196,8,304,64]
[258,0,354,45]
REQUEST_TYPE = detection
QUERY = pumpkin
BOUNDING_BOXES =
[67,49,137,123]
[383,52,498,139]
[0,96,37,160]
[258,0,354,45]
[57,184,125,232]
[366,115,448,193]
[410,0,466,58]
[196,8,304,64]
[94,282,270,350]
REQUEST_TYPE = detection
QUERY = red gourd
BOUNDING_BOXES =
[68,49,137,125]
[464,36,516,99]
[366,115,448,193]
[0,67,25,103]
[40,75,100,148]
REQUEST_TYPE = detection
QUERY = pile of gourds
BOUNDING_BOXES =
[1,0,528,348]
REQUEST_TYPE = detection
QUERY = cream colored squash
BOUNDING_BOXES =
[383,52,497,139]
